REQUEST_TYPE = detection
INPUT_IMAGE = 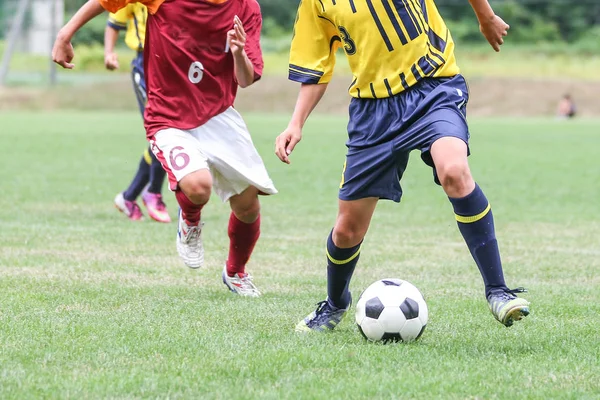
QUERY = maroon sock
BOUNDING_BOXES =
[226,212,260,276]
[175,190,202,225]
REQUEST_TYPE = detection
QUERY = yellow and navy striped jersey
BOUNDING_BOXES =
[288,0,460,99]
[107,3,147,52]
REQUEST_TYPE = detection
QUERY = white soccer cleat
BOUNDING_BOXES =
[176,209,204,269]
[222,266,261,297]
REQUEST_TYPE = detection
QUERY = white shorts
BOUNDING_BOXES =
[149,107,277,202]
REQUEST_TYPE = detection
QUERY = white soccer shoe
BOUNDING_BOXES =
[222,266,262,297]
[176,210,204,269]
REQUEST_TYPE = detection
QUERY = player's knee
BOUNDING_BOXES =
[232,199,260,223]
[333,222,366,248]
[179,175,212,205]
[184,184,212,205]
[437,162,473,195]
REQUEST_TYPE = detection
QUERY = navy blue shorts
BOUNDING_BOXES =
[339,74,470,202]
[131,52,147,116]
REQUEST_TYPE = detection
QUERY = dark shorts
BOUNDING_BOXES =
[339,74,470,202]
[131,51,147,116]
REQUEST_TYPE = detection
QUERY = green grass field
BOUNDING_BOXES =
[1,112,599,399]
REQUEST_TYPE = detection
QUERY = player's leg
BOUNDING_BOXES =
[178,169,212,221]
[141,146,171,223]
[296,109,406,332]
[150,128,212,268]
[296,197,378,332]
[114,53,152,221]
[422,89,529,326]
[131,52,146,116]
[144,146,168,199]
[114,151,149,221]
[328,197,378,307]
[429,136,529,326]
[405,74,529,326]
[222,186,262,297]
[130,52,170,223]
[174,169,212,269]
[186,107,276,281]
[147,151,167,197]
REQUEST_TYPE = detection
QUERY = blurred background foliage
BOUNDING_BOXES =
[0,0,598,75]
[1,0,598,50]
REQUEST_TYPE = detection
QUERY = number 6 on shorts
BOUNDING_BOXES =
[169,146,191,171]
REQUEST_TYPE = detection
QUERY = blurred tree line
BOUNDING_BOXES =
[2,0,599,50]
[257,0,600,47]
[438,0,600,49]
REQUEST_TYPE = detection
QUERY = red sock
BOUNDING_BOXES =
[175,190,202,225]
[226,212,260,276]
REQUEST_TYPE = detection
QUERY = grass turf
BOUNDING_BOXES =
[1,111,599,399]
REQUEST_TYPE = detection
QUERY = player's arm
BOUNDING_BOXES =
[275,0,340,164]
[468,0,510,52]
[275,84,328,164]
[104,24,120,70]
[232,2,264,88]
[52,0,106,68]
[104,8,129,70]
[228,15,257,88]
[53,0,162,69]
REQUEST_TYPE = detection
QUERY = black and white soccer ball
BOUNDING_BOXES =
[355,278,428,342]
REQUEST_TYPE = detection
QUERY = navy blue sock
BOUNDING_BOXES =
[326,230,362,309]
[123,153,150,201]
[449,184,508,297]
[147,149,166,194]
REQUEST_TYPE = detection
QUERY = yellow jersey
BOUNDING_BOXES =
[289,0,460,99]
[107,3,148,52]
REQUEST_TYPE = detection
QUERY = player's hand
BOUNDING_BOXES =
[227,15,246,56]
[479,14,509,52]
[275,126,303,164]
[52,31,75,69]
[104,52,119,70]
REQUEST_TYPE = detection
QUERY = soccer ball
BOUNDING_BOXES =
[355,278,428,342]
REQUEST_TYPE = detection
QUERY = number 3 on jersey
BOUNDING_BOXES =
[188,61,204,84]
[338,26,356,55]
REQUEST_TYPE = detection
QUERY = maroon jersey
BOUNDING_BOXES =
[101,0,263,137]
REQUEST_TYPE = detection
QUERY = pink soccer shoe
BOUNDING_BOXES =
[114,192,143,221]
[141,191,171,223]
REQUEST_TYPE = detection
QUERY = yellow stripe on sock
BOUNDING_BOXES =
[326,245,362,265]
[143,148,152,165]
[455,203,491,224]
